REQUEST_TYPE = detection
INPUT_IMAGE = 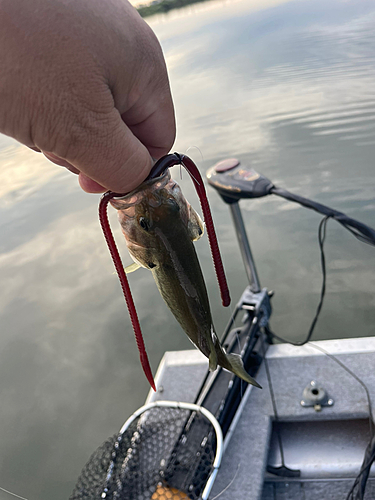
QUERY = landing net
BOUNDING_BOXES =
[70,401,223,500]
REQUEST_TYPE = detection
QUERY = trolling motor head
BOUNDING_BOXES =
[207,158,274,203]
[208,158,375,247]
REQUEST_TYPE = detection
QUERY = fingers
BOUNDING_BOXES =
[125,104,176,161]
[121,78,176,161]
[43,94,175,194]
[78,173,107,193]
[64,107,154,194]
[43,152,80,175]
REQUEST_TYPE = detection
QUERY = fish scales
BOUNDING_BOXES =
[111,170,261,388]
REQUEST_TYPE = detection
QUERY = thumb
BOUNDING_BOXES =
[66,108,154,194]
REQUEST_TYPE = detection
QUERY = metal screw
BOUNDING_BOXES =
[310,380,316,387]
[301,400,306,406]
[327,399,334,405]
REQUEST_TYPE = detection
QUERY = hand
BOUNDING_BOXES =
[0,0,175,193]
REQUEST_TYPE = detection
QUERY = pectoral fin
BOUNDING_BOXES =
[188,206,205,242]
[125,262,141,274]
[209,349,218,371]
[207,326,218,371]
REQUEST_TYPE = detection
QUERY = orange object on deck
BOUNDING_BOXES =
[151,485,189,500]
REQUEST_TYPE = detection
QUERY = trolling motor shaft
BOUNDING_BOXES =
[206,158,273,292]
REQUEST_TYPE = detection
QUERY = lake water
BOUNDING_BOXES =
[0,0,374,498]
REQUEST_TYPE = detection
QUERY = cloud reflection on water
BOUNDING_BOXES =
[0,142,59,208]
[151,0,375,162]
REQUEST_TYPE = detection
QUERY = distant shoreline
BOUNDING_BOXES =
[137,0,211,17]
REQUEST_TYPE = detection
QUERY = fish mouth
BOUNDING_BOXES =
[109,170,171,210]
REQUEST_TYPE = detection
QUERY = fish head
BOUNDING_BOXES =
[110,171,203,269]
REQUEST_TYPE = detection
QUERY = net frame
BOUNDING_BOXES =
[101,400,223,500]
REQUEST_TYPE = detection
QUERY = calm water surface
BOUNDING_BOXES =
[0,0,374,497]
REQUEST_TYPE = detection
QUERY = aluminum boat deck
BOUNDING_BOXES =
[147,337,375,499]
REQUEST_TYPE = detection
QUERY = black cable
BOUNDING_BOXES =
[346,442,375,500]
[268,333,375,499]
[268,184,375,345]
[261,339,285,466]
[271,186,375,247]
[264,212,375,498]
[308,343,375,500]
[268,216,329,347]
[309,343,374,434]
[261,336,300,478]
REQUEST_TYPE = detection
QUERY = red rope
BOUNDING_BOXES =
[98,153,230,391]
[180,155,231,307]
[99,192,156,391]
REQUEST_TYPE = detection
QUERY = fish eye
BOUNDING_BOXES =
[139,217,150,231]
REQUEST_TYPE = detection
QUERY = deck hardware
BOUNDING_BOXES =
[242,304,255,311]
[300,380,334,412]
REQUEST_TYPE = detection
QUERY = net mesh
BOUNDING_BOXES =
[70,406,217,500]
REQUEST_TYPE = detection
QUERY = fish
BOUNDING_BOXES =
[110,170,261,388]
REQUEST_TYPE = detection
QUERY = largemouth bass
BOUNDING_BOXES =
[111,171,261,388]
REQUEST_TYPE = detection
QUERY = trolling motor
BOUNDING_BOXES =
[207,157,375,294]
[207,157,375,242]
[206,157,375,483]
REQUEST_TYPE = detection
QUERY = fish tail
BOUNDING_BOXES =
[209,349,218,371]
[226,353,262,388]
[208,326,218,371]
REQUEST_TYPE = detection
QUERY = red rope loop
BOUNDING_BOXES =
[98,153,230,390]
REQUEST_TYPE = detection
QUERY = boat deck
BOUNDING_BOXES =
[147,337,375,499]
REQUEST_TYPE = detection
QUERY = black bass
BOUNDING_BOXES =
[111,171,261,388]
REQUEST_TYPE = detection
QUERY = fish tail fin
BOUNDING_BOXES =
[209,349,217,371]
[226,353,262,388]
[208,326,218,371]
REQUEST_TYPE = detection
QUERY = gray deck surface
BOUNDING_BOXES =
[147,337,375,499]
[262,480,375,500]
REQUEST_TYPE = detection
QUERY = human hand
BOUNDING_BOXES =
[0,0,175,193]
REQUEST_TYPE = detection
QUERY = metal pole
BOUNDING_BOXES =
[229,202,261,293]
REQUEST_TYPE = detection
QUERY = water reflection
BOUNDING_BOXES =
[0,0,374,498]
[0,144,59,207]
[152,0,375,162]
